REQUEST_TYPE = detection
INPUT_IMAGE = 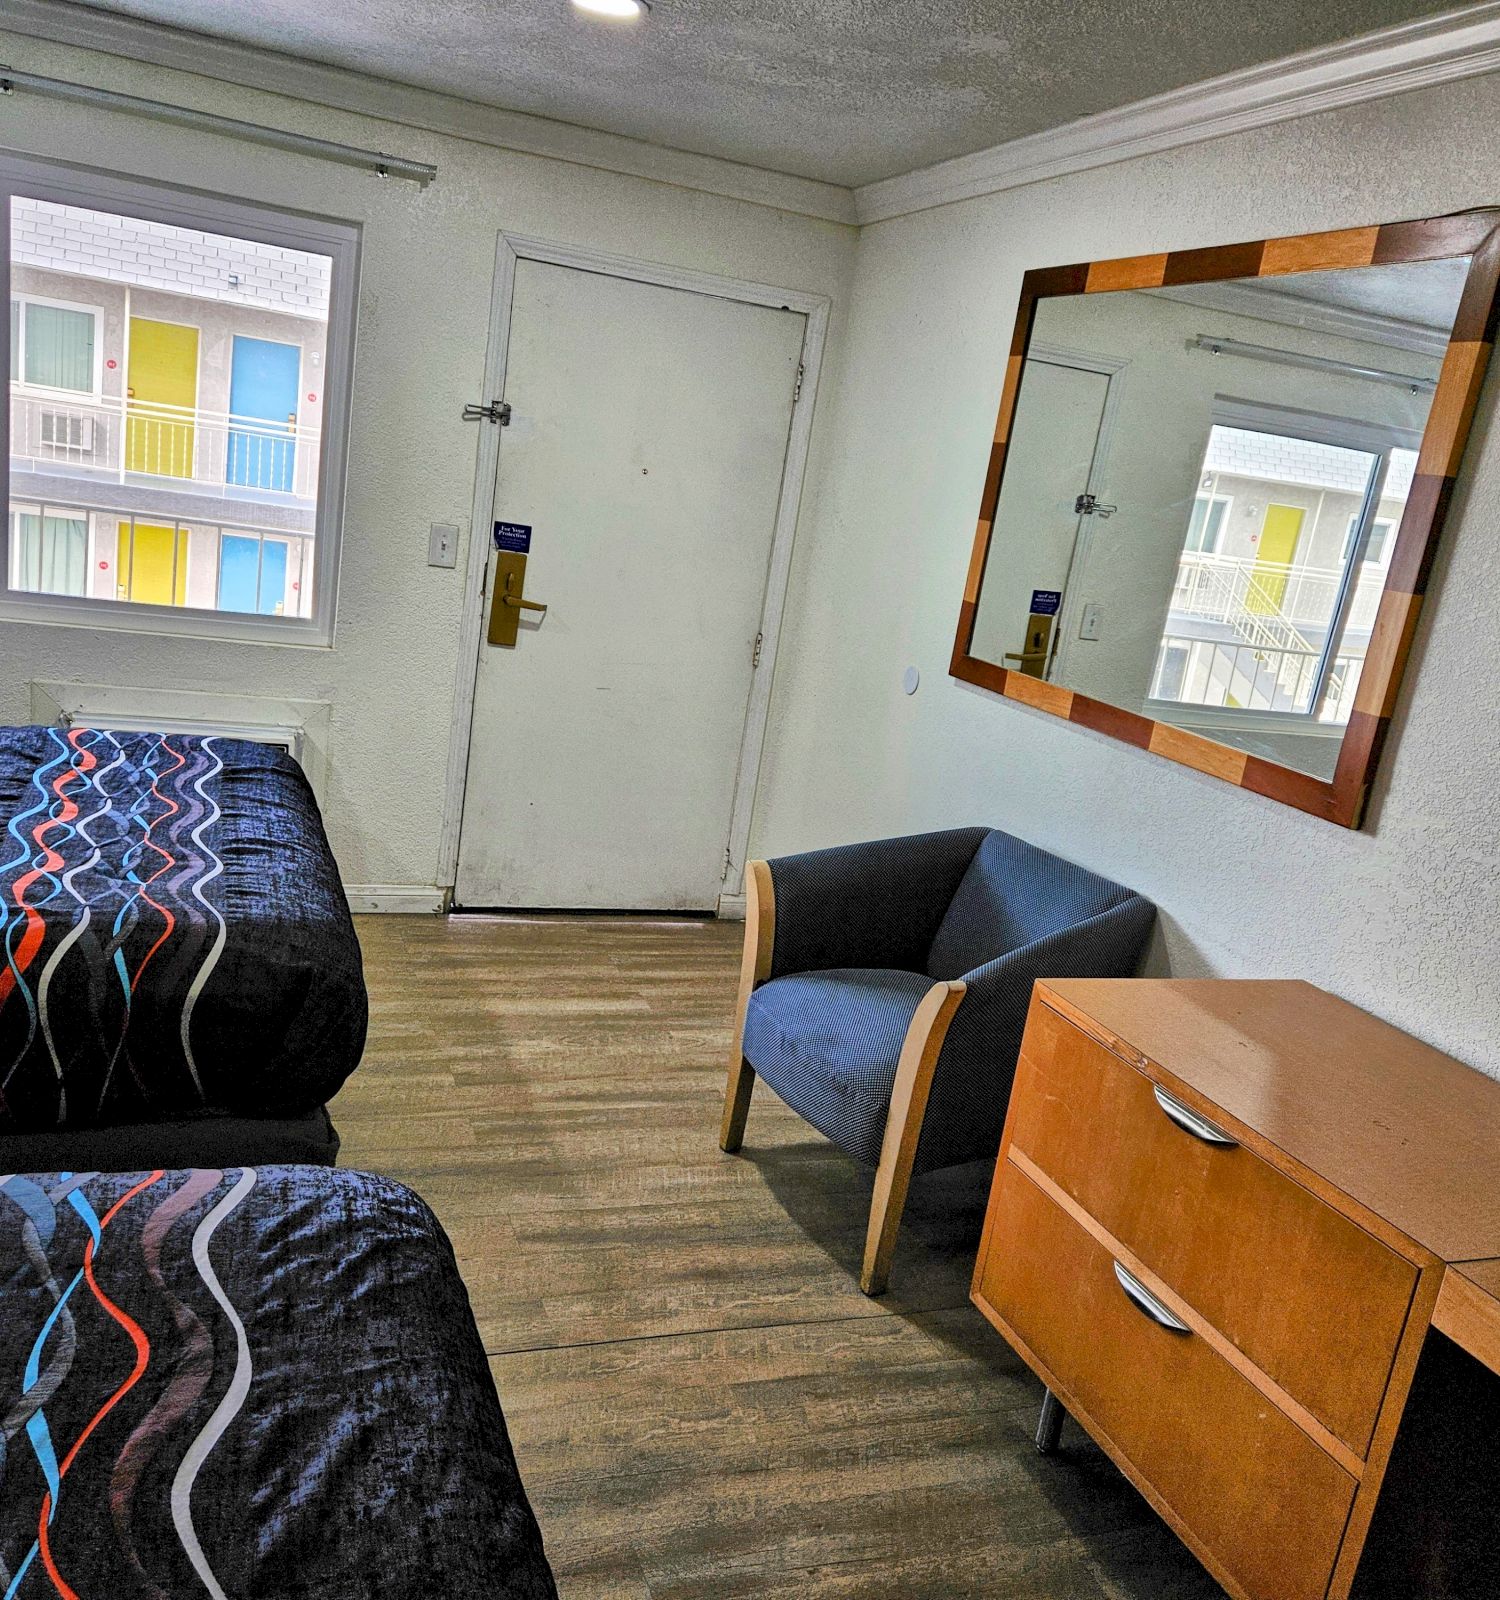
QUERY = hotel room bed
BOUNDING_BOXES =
[0,1164,558,1598]
[0,725,366,1168]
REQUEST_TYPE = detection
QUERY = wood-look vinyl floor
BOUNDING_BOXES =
[341,915,1225,1600]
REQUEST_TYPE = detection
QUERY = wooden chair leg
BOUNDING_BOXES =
[718,861,774,1156]
[860,978,967,1296]
[720,1057,756,1153]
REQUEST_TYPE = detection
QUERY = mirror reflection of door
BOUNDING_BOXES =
[968,356,1112,676]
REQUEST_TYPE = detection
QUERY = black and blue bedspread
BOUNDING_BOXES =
[0,727,367,1133]
[0,1166,558,1598]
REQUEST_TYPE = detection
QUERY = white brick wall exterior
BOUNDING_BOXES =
[12,198,329,319]
[1204,423,1418,498]
[1204,425,1372,494]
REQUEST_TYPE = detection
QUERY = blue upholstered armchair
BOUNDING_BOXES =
[719,828,1155,1294]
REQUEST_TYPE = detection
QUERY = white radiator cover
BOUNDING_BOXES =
[27,679,330,799]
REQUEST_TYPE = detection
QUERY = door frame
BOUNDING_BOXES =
[1024,342,1125,684]
[436,232,831,908]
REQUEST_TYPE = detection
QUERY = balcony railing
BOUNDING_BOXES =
[1151,633,1362,722]
[9,493,314,619]
[1170,551,1383,637]
[10,385,321,501]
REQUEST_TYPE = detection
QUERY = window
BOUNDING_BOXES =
[0,155,358,644]
[1184,492,1231,554]
[10,296,99,394]
[1343,515,1395,566]
[1150,415,1419,726]
[9,508,87,597]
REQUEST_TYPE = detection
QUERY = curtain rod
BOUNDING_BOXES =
[1190,333,1436,394]
[0,67,438,188]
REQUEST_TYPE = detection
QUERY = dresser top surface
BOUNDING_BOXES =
[1037,978,1500,1263]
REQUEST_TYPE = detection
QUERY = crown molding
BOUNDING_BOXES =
[855,2,1500,225]
[4,0,1496,236]
[0,0,858,226]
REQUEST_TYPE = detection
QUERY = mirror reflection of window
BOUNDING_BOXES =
[1185,491,1231,554]
[1151,424,1417,727]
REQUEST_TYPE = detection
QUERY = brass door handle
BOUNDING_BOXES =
[488,552,546,646]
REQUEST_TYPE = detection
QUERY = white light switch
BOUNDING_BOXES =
[428,522,459,568]
[1079,603,1103,641]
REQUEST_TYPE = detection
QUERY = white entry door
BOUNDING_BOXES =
[454,257,807,910]
[967,358,1113,679]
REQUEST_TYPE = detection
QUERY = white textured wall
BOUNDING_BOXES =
[753,75,1500,1075]
[0,31,856,891]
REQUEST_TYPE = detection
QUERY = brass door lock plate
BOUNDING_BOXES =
[487,552,548,647]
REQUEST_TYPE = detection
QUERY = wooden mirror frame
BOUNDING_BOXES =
[950,211,1500,828]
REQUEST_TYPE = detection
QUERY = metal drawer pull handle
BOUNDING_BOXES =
[1113,1262,1191,1333]
[1153,1085,1237,1147]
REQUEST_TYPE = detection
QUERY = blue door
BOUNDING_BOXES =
[218,534,289,614]
[227,336,300,492]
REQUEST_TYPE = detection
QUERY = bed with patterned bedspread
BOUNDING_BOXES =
[0,1165,558,1598]
[0,726,366,1165]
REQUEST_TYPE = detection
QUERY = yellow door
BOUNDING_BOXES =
[118,522,188,606]
[126,318,199,478]
[1248,504,1305,613]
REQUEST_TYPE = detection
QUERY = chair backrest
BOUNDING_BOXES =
[925,829,1141,979]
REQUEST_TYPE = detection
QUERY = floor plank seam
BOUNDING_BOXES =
[482,1301,975,1360]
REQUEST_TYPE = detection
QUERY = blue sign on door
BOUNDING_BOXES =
[1030,589,1062,615]
[494,521,532,554]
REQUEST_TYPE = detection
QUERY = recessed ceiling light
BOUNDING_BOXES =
[573,0,650,18]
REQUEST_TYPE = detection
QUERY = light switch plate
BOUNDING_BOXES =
[428,522,459,569]
[1079,603,1103,641]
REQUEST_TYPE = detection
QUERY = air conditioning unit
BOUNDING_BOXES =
[39,410,95,453]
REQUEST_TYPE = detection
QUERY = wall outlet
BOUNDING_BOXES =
[428,522,459,569]
[1079,603,1103,641]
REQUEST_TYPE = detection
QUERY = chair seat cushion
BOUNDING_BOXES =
[743,968,934,1166]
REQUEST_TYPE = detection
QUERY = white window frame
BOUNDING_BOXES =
[1345,512,1396,567]
[9,502,93,598]
[1185,489,1233,554]
[10,291,105,398]
[0,152,360,648]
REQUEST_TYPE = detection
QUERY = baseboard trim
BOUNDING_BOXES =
[717,893,748,922]
[346,885,446,914]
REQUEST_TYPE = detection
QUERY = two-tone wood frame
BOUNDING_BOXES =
[950,211,1500,829]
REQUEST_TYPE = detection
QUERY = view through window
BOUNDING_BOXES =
[4,171,353,638]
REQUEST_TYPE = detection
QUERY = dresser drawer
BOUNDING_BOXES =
[977,1157,1357,1600]
[1007,999,1416,1457]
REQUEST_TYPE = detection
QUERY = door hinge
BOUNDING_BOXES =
[793,363,805,404]
[752,631,764,668]
[463,399,512,425]
[723,844,734,880]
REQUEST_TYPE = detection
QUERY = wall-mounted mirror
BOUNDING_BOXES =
[951,214,1500,826]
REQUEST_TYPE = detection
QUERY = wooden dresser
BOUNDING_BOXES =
[973,979,1500,1600]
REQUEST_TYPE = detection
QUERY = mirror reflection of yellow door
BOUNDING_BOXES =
[1249,503,1305,613]
[126,318,199,478]
[118,522,188,606]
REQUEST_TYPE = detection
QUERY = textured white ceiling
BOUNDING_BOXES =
[65,0,1463,187]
